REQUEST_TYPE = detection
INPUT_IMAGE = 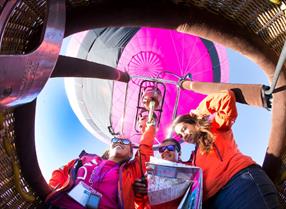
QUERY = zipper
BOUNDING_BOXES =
[213,142,223,162]
[192,142,223,166]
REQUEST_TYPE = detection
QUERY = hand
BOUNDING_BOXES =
[133,178,148,198]
[178,78,186,89]
[178,73,192,90]
[146,117,156,127]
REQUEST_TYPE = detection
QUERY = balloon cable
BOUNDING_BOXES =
[265,40,286,95]
[120,82,129,134]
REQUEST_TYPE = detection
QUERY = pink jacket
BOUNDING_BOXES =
[46,126,155,209]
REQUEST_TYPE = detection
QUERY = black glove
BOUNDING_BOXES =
[261,85,272,110]
[262,152,282,183]
[133,178,148,198]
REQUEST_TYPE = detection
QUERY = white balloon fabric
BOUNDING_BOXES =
[63,27,229,145]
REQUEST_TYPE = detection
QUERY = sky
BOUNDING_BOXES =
[35,36,271,182]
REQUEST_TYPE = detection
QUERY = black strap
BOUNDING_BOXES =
[70,159,83,182]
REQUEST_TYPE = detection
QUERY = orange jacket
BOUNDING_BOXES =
[46,125,155,209]
[192,90,255,200]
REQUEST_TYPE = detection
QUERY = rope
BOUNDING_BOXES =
[2,122,36,203]
[265,40,286,95]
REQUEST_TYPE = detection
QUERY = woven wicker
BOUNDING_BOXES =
[172,0,286,56]
[0,0,46,55]
[0,111,41,209]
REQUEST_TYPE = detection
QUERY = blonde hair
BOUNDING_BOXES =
[172,113,214,153]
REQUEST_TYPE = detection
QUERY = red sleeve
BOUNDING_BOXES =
[133,126,155,208]
[133,125,155,167]
[138,125,155,156]
[48,159,76,189]
[195,90,238,130]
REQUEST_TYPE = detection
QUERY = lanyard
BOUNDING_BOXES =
[89,160,119,187]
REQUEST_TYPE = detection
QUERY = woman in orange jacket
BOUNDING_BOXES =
[172,85,281,209]
[46,124,155,209]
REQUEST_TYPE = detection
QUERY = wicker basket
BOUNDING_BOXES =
[0,111,42,209]
[1,0,286,208]
[0,0,46,55]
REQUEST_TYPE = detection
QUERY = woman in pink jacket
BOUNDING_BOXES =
[46,124,155,209]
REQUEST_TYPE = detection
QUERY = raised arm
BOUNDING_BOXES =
[137,124,156,160]
[181,80,267,108]
[195,90,238,130]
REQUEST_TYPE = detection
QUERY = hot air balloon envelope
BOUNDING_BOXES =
[64,27,229,145]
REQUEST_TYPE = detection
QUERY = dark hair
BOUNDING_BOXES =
[172,113,214,153]
[172,114,197,126]
[161,138,181,152]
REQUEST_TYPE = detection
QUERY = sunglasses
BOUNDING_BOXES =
[158,145,179,153]
[111,137,131,145]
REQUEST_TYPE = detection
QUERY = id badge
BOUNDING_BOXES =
[86,192,101,209]
[68,181,102,208]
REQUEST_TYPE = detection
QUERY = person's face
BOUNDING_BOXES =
[174,122,199,144]
[159,141,180,162]
[109,138,132,161]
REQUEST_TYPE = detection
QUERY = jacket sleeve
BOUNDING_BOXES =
[48,159,76,190]
[138,125,156,157]
[133,125,155,209]
[195,90,238,130]
[133,124,155,168]
[129,124,156,175]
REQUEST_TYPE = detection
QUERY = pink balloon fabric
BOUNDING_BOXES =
[114,27,229,144]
